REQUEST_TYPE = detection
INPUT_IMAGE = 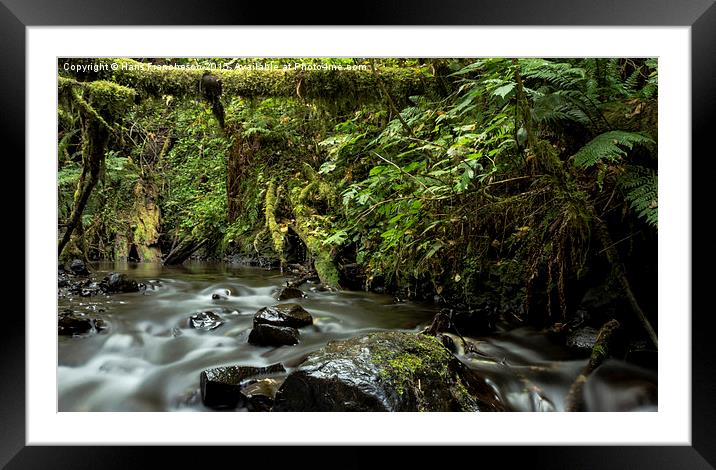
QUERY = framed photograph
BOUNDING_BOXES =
[8,0,713,467]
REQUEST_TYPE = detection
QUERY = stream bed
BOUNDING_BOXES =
[58,262,657,412]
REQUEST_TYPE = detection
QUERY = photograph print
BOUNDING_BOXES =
[56,57,658,412]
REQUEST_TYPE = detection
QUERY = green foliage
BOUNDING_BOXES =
[620,166,658,227]
[573,131,654,168]
[264,180,285,262]
[161,102,230,244]
[57,57,657,319]
[60,58,437,106]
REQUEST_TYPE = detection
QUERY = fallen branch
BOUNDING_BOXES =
[565,319,621,411]
[163,238,208,265]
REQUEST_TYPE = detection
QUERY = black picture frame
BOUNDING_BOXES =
[5,0,713,468]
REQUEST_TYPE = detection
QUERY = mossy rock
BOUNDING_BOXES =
[273,331,498,412]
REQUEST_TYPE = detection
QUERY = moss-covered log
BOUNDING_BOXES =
[130,180,162,262]
[264,180,286,265]
[287,166,341,289]
[59,58,438,104]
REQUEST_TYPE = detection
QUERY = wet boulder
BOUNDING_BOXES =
[248,324,300,347]
[242,378,285,412]
[309,284,332,293]
[58,310,106,336]
[211,288,231,300]
[273,331,488,412]
[253,303,313,329]
[68,259,90,276]
[566,327,599,355]
[80,282,102,297]
[436,333,457,353]
[188,311,224,331]
[100,272,140,293]
[200,363,285,409]
[272,286,306,301]
[64,277,91,295]
[58,270,71,288]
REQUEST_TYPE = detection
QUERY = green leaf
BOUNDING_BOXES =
[318,161,337,174]
[492,82,515,100]
[573,131,654,168]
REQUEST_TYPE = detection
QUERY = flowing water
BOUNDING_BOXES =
[58,262,657,412]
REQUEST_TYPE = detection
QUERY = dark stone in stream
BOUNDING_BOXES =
[211,288,231,300]
[200,363,285,409]
[242,378,285,412]
[566,326,599,354]
[60,276,90,295]
[272,286,306,301]
[58,271,71,288]
[253,303,313,329]
[273,331,495,412]
[248,324,300,346]
[79,283,102,297]
[437,333,457,353]
[99,272,140,293]
[68,259,90,276]
[309,284,331,293]
[188,311,224,330]
[58,310,106,336]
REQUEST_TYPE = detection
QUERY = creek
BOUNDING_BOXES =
[58,262,656,412]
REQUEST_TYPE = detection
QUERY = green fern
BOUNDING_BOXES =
[573,131,654,168]
[640,58,658,99]
[521,60,604,130]
[521,59,587,91]
[531,90,591,125]
[58,164,82,187]
[620,166,658,227]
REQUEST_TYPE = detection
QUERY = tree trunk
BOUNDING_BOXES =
[163,238,207,265]
[58,114,109,258]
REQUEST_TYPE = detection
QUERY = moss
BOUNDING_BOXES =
[59,77,136,125]
[87,80,136,114]
[61,58,439,105]
[314,253,341,288]
[298,181,317,203]
[285,180,341,288]
[264,180,285,263]
[591,343,606,362]
[379,353,424,396]
[114,233,129,260]
[127,181,162,262]
[369,332,475,409]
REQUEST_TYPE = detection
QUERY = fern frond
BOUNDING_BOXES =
[531,91,591,126]
[573,131,654,168]
[620,166,658,227]
[58,164,82,187]
[521,60,587,91]
[623,67,641,96]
